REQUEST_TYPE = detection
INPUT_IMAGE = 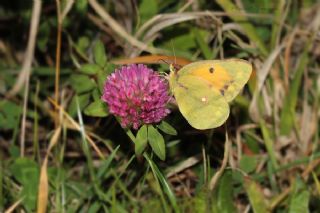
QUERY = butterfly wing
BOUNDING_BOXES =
[171,75,229,130]
[177,59,252,102]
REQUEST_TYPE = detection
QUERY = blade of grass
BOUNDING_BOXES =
[125,129,179,212]
[4,198,24,213]
[97,145,120,179]
[209,131,230,190]
[216,0,268,56]
[192,28,213,59]
[33,80,40,162]
[260,120,278,169]
[37,127,61,213]
[270,0,287,48]
[48,97,105,159]
[252,152,320,181]
[243,178,269,213]
[76,97,109,202]
[144,153,179,213]
[279,35,314,135]
[88,0,162,54]
[54,0,62,127]
[7,0,41,96]
[312,172,320,196]
[0,157,3,211]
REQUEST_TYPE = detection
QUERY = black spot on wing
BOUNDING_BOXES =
[220,80,235,96]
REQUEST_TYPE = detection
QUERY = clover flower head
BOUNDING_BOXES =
[101,64,170,129]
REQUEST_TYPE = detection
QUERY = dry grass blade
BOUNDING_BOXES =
[88,0,161,54]
[269,187,290,211]
[249,42,286,121]
[7,0,41,97]
[136,11,271,40]
[166,156,201,178]
[54,0,74,127]
[135,12,215,39]
[111,55,192,66]
[4,198,24,213]
[7,0,41,157]
[88,13,124,47]
[48,97,105,159]
[284,28,297,91]
[54,0,62,127]
[257,43,286,91]
[209,131,230,190]
[236,124,258,160]
[37,127,61,213]
[140,12,214,40]
[60,0,74,21]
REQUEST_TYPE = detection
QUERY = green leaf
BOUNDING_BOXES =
[97,145,120,179]
[139,0,158,24]
[191,188,208,213]
[243,178,268,213]
[88,202,101,213]
[94,40,107,67]
[0,100,21,130]
[217,171,236,213]
[148,126,166,160]
[192,28,212,60]
[135,125,148,155]
[216,0,268,56]
[239,156,258,173]
[157,121,177,136]
[37,21,50,52]
[97,64,116,94]
[75,0,87,14]
[67,93,91,117]
[84,100,108,117]
[10,158,40,211]
[70,74,96,94]
[79,63,101,75]
[289,179,310,213]
[260,120,278,169]
[92,88,101,101]
[77,36,90,54]
[144,154,179,212]
[289,190,310,213]
[280,36,312,135]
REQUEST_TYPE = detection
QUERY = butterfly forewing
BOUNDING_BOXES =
[177,59,252,102]
[216,59,252,102]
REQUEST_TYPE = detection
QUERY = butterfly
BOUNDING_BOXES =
[168,59,252,130]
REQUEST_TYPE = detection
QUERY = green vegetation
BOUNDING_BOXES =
[1,0,320,212]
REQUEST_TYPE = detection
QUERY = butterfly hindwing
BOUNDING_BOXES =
[172,75,229,130]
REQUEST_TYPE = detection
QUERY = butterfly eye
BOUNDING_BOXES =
[209,67,214,73]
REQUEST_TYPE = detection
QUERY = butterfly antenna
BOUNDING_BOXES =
[170,40,176,65]
[158,58,169,65]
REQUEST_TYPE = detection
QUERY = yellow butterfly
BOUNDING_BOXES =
[169,59,252,130]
